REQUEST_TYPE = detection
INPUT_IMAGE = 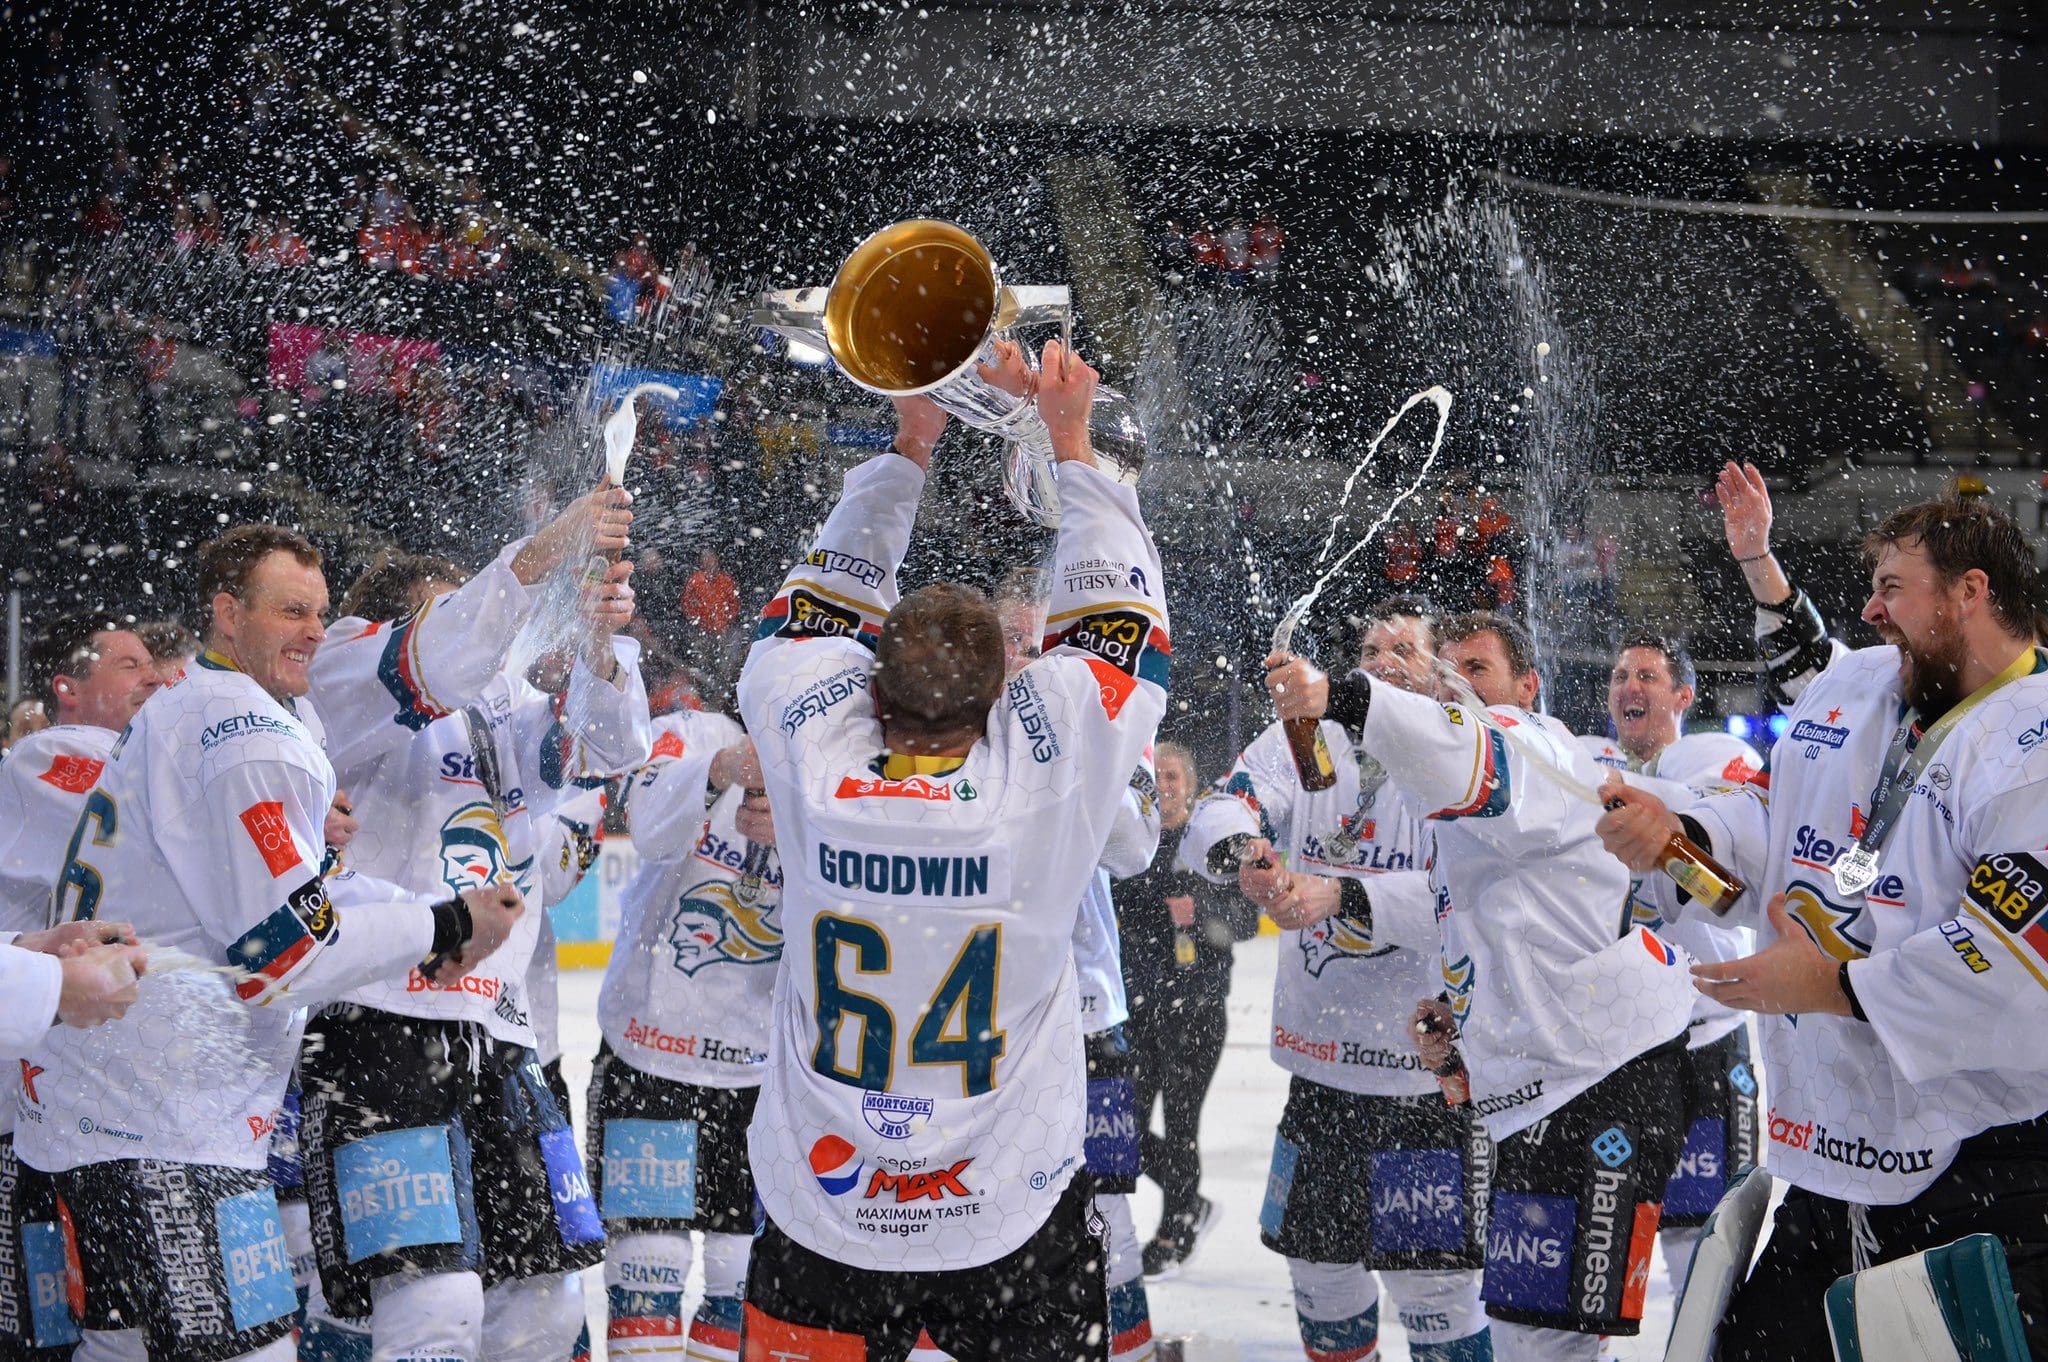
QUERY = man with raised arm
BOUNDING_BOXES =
[737,338,1168,1361]
[1266,612,1695,1362]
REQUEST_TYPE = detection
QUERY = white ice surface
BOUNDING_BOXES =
[557,934,1680,1359]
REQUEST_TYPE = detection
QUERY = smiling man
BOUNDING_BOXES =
[1597,497,2048,1357]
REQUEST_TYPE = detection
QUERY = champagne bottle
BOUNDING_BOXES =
[1283,717,1337,792]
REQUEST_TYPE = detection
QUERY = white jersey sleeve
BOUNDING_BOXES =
[0,943,60,1060]
[627,711,745,864]
[498,640,653,820]
[537,789,606,907]
[1181,719,1305,881]
[1099,758,1163,880]
[0,726,115,930]
[1359,683,1571,854]
[310,541,537,774]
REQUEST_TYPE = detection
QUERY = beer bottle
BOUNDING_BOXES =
[1653,831,1746,916]
[1283,717,1337,792]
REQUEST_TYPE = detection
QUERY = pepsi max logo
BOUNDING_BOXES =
[810,1135,863,1197]
[1640,929,1676,966]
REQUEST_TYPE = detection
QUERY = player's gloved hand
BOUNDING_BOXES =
[1035,339,1097,464]
[15,920,139,957]
[57,943,150,1028]
[1262,651,1329,721]
[735,791,776,847]
[431,884,526,984]
[513,484,635,585]
[1594,774,1683,874]
[889,393,948,470]
[1409,997,1458,1071]
[1267,875,1340,932]
[324,790,359,853]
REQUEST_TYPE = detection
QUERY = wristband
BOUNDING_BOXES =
[1838,960,1868,1022]
[1733,548,1774,564]
[1325,672,1373,733]
[422,895,474,973]
[1336,878,1374,934]
[1207,834,1252,878]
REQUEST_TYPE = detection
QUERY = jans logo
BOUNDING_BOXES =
[666,878,782,975]
[809,1135,863,1196]
[1299,914,1394,977]
[861,1091,933,1140]
[438,802,510,894]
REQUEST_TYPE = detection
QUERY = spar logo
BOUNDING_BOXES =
[809,1135,864,1197]
[862,1091,933,1140]
[834,774,974,803]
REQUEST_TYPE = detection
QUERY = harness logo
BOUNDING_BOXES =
[809,1135,864,1197]
[1591,1127,1635,1169]
[861,1091,934,1141]
[666,878,783,975]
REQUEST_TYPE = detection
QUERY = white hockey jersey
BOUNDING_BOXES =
[599,707,785,1087]
[323,652,648,1046]
[1075,770,1163,1036]
[18,659,440,1173]
[1581,730,1762,1050]
[0,726,116,1135]
[1354,684,1696,1138]
[1183,717,1441,1098]
[1655,645,2048,1204]
[739,451,1169,1272]
[0,941,59,1062]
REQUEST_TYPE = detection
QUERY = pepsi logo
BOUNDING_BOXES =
[810,1135,863,1197]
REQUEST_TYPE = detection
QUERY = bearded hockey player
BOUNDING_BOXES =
[295,493,650,1362]
[22,525,525,1362]
[1599,498,2048,1358]
[1266,611,1696,1362]
[1579,634,1762,1298]
[1184,597,1492,1362]
[736,338,1167,1361]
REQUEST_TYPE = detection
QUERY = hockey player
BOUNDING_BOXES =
[1597,498,2048,1357]
[995,565,1163,1362]
[23,524,526,1362]
[588,698,779,1362]
[736,338,1167,1359]
[1265,611,1696,1362]
[296,506,651,1362]
[0,620,167,1360]
[1578,634,1762,1299]
[1184,597,1492,1362]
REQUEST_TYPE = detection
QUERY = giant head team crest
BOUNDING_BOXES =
[667,878,784,975]
[438,802,511,894]
[1298,913,1395,977]
[1442,953,1476,1026]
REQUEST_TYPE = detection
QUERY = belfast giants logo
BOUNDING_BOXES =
[1443,954,1477,1026]
[666,878,783,975]
[1299,914,1396,976]
[439,802,510,892]
[862,1091,934,1140]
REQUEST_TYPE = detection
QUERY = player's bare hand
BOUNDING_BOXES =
[579,560,637,638]
[16,920,139,958]
[976,338,1036,400]
[1716,460,1772,563]
[709,738,763,792]
[1035,339,1097,462]
[324,790,359,853]
[1267,875,1341,931]
[735,791,776,847]
[1691,893,1852,1016]
[433,885,525,984]
[1410,997,1458,1069]
[1237,840,1290,909]
[889,393,948,469]
[514,485,635,584]
[56,943,150,1028]
[1595,775,1681,873]
[1165,894,1197,929]
[1263,651,1329,721]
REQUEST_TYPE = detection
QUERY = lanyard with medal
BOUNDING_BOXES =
[1831,645,2041,897]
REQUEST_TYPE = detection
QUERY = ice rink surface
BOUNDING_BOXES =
[556,934,1680,1360]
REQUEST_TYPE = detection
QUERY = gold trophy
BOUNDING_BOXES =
[753,219,1146,526]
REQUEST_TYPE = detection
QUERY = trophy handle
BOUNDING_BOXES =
[751,287,831,347]
[997,285,1070,331]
